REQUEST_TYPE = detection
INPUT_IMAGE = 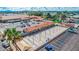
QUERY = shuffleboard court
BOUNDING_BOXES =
[23,26,69,51]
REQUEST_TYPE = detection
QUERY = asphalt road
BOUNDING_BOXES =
[61,30,79,51]
[39,30,79,51]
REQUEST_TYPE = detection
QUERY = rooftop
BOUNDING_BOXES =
[24,21,54,33]
[0,14,43,21]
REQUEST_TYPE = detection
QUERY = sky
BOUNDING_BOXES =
[0,7,79,11]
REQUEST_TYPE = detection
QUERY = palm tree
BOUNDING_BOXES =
[52,12,68,23]
[4,28,13,42]
[4,28,21,50]
[44,13,52,20]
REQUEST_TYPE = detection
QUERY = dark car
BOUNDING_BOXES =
[68,27,78,34]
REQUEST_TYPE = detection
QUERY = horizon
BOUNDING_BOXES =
[0,7,79,12]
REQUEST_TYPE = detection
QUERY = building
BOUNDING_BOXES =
[0,14,44,23]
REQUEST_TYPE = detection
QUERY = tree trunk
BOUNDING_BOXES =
[9,40,17,51]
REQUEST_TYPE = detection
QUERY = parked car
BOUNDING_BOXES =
[68,27,78,34]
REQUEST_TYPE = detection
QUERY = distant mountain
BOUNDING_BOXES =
[0,7,79,12]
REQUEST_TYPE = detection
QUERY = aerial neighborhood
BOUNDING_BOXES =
[0,7,79,51]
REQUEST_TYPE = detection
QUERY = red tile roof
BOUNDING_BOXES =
[24,21,54,32]
[30,16,43,20]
